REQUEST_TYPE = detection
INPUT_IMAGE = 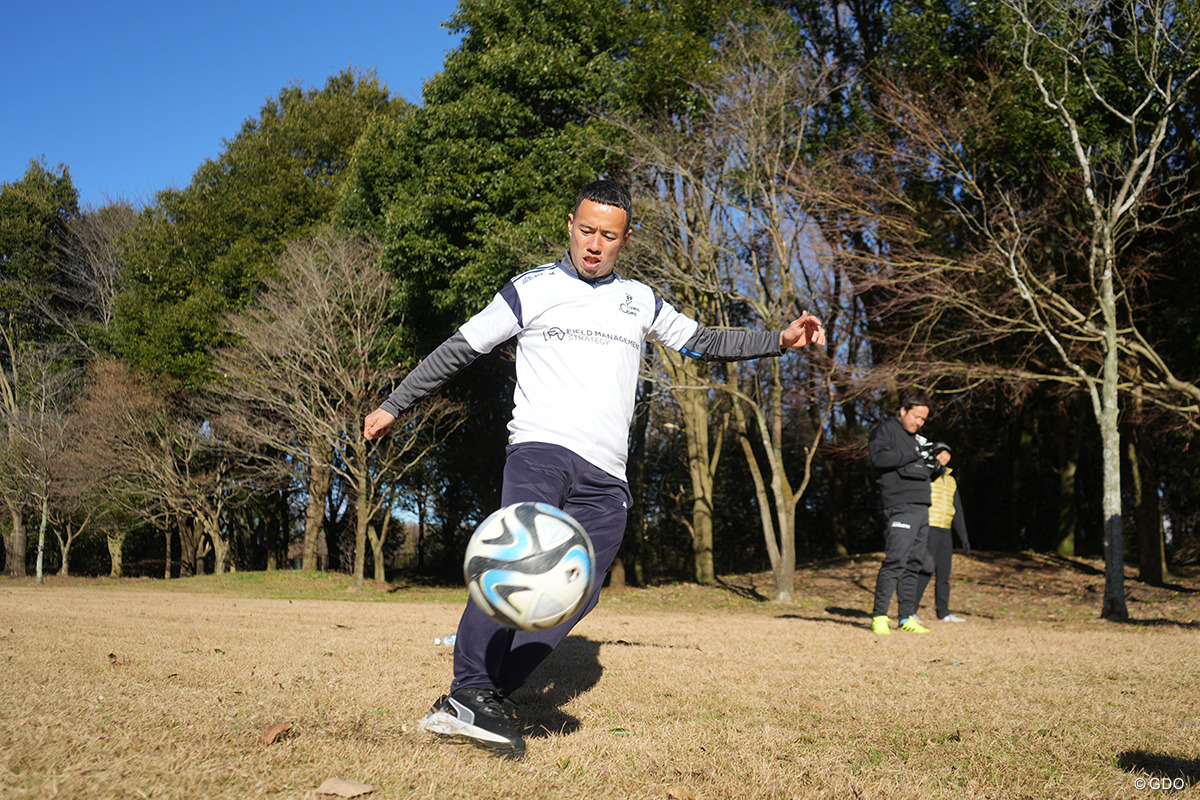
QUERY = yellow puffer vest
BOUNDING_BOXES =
[928,468,957,529]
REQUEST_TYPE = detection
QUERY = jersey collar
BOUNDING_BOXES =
[558,253,619,286]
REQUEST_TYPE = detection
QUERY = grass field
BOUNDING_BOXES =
[1,552,1197,799]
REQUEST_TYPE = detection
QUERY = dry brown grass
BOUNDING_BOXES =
[2,552,1198,799]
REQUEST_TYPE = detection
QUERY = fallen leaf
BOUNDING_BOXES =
[316,777,374,797]
[666,786,696,799]
[262,720,294,746]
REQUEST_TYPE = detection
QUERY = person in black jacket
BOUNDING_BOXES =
[867,391,949,634]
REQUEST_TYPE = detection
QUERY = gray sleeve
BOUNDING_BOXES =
[379,331,482,416]
[680,326,785,362]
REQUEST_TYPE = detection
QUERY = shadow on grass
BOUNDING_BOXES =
[515,634,708,739]
[775,611,869,630]
[715,576,769,602]
[983,551,1199,595]
[1117,749,1200,789]
[516,635,603,739]
[1120,617,1200,630]
[823,606,871,619]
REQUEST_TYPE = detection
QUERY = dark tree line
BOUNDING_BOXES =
[3,0,1197,616]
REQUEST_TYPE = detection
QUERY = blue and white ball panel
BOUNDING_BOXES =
[464,502,595,631]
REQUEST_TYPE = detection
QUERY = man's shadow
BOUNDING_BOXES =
[1118,749,1200,788]
[510,635,604,739]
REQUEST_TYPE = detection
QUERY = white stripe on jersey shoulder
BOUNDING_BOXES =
[512,262,560,285]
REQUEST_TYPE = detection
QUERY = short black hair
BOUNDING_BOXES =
[575,179,633,231]
[900,391,933,411]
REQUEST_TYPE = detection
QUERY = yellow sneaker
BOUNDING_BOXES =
[899,616,931,634]
[871,615,891,635]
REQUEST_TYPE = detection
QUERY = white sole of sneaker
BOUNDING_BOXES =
[418,710,524,757]
[419,711,512,745]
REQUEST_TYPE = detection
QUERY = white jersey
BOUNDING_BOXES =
[459,258,699,480]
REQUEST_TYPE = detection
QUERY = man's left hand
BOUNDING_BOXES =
[781,311,827,349]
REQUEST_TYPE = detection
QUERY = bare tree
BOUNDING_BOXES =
[36,404,105,577]
[711,23,840,601]
[214,227,460,587]
[611,82,735,585]
[618,14,842,599]
[0,322,29,576]
[1,203,133,577]
[0,337,79,583]
[828,0,1199,618]
[55,201,135,334]
[77,360,235,576]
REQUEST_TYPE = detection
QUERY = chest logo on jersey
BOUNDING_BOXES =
[542,326,640,350]
[619,293,640,316]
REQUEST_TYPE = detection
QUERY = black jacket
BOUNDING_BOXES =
[869,415,936,507]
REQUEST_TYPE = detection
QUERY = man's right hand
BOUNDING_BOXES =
[364,408,397,440]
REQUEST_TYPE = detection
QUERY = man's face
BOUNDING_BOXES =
[898,404,929,434]
[567,199,632,279]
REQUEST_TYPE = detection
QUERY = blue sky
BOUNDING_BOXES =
[2,1,463,209]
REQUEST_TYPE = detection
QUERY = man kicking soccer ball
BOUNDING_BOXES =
[364,179,826,758]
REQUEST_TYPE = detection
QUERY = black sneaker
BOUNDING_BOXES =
[417,688,525,759]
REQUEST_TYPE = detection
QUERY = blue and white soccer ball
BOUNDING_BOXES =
[464,502,595,631]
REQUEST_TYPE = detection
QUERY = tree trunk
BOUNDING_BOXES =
[660,347,720,586]
[353,463,370,589]
[7,504,27,577]
[731,373,789,601]
[365,497,392,583]
[303,439,331,570]
[35,494,48,585]
[266,489,288,571]
[613,373,652,588]
[202,514,229,574]
[107,530,125,578]
[416,491,427,572]
[1099,409,1125,618]
[163,522,173,579]
[1128,427,1167,586]
[194,532,212,576]
[1098,253,1128,620]
[828,457,850,558]
[366,514,390,582]
[53,521,78,577]
[178,516,200,577]
[1055,420,1079,557]
[680,383,718,585]
[767,378,798,603]
[370,529,386,583]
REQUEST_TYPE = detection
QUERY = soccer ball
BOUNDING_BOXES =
[464,502,595,631]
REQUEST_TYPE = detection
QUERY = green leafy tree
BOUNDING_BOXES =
[0,160,79,334]
[112,69,405,388]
